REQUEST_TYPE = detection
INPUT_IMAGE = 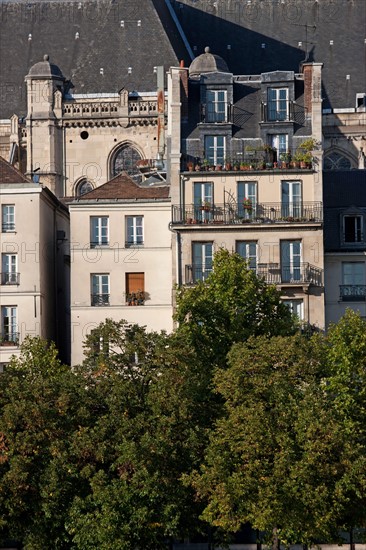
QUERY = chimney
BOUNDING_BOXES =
[179,60,189,123]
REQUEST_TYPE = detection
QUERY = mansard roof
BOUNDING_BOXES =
[0,156,31,184]
[74,172,170,202]
[0,0,191,119]
[175,0,366,110]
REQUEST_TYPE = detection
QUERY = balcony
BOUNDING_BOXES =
[185,263,323,287]
[257,263,323,287]
[260,101,296,123]
[91,293,110,306]
[340,285,366,301]
[1,272,20,285]
[0,332,19,346]
[172,203,322,226]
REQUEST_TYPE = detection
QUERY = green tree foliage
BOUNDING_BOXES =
[190,314,366,547]
[175,248,296,368]
[0,337,91,549]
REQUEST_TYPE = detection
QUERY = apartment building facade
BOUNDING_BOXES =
[167,49,325,329]
[0,157,70,367]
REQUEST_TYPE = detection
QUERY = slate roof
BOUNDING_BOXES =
[323,170,366,252]
[174,0,366,110]
[0,156,31,184]
[74,172,170,201]
[0,0,191,119]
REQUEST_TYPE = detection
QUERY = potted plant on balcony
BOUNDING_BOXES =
[199,201,212,212]
[126,290,145,306]
[187,161,194,172]
[280,152,291,168]
[243,198,253,214]
[295,138,316,168]
[225,157,232,171]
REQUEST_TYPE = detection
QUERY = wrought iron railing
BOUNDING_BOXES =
[257,263,323,286]
[172,202,322,225]
[1,272,20,285]
[90,240,109,248]
[340,285,366,301]
[1,222,15,232]
[0,332,20,346]
[91,294,110,306]
[260,101,295,122]
[185,265,213,285]
[185,262,323,286]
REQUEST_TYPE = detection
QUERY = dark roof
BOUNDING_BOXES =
[0,0,191,119]
[175,0,366,110]
[0,156,31,184]
[323,170,366,252]
[75,172,170,201]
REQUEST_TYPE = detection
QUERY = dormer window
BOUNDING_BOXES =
[268,88,288,121]
[343,215,363,243]
[206,90,227,122]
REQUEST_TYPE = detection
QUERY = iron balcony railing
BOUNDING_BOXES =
[172,202,322,225]
[185,263,323,287]
[0,332,20,346]
[91,293,110,306]
[90,240,109,248]
[1,272,20,285]
[1,222,15,232]
[257,263,323,286]
[260,101,295,122]
[340,285,366,301]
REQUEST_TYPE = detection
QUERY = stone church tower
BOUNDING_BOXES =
[25,55,66,197]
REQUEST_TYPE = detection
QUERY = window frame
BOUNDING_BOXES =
[1,204,15,232]
[90,216,109,248]
[204,135,226,165]
[192,242,213,283]
[126,215,144,247]
[268,87,289,121]
[91,273,110,306]
[1,253,18,285]
[236,241,257,271]
[206,90,227,123]
[1,305,18,343]
[343,214,363,243]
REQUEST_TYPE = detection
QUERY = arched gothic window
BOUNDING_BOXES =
[112,144,142,181]
[324,152,352,170]
[75,179,93,197]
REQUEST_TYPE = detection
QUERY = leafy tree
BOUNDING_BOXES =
[175,248,296,369]
[0,337,91,549]
[189,333,339,547]
[66,321,213,548]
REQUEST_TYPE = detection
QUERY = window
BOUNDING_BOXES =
[271,134,288,159]
[112,144,142,180]
[268,88,289,121]
[76,179,93,197]
[343,215,363,243]
[236,241,257,270]
[194,182,213,221]
[192,242,213,282]
[204,136,225,165]
[126,272,145,305]
[282,299,304,320]
[237,181,257,218]
[1,205,15,232]
[91,274,110,306]
[1,254,18,285]
[1,306,18,344]
[90,216,109,247]
[281,181,302,218]
[324,152,352,170]
[206,90,227,122]
[341,262,366,301]
[126,216,143,246]
[281,240,302,282]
